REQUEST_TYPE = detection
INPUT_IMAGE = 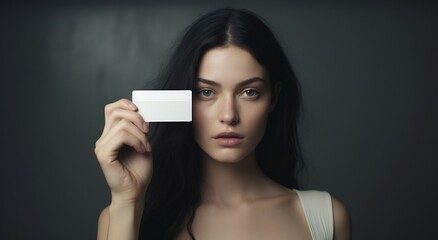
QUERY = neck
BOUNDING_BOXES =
[200,151,271,206]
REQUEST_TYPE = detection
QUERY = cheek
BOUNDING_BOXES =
[242,103,270,136]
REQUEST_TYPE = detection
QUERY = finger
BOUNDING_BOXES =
[96,130,146,166]
[98,118,149,158]
[103,98,138,130]
[102,118,148,152]
[102,108,148,138]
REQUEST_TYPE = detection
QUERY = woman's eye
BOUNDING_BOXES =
[242,89,260,98]
[199,89,213,97]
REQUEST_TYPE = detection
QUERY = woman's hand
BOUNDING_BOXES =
[94,98,153,204]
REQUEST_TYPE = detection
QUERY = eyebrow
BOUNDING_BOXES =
[197,77,267,88]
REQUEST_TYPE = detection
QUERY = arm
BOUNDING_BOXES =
[97,206,109,240]
[94,99,153,240]
[97,201,144,240]
[332,197,352,240]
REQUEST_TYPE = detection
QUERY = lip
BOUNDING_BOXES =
[213,132,244,139]
[213,132,244,147]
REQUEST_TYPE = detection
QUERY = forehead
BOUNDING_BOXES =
[197,45,266,84]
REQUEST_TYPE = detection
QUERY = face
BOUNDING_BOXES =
[193,45,277,163]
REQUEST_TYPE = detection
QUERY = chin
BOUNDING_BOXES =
[203,148,250,163]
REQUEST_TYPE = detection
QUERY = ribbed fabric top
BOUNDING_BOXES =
[294,190,334,240]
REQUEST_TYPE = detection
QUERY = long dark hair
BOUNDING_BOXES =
[139,8,304,240]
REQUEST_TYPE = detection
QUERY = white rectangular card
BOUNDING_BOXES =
[132,90,192,122]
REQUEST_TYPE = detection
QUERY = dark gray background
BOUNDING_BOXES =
[1,1,437,239]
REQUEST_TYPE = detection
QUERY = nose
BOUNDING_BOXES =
[219,95,240,125]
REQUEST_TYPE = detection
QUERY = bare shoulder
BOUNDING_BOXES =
[331,196,352,240]
[97,205,110,240]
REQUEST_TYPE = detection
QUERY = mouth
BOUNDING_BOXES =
[213,132,244,139]
[213,132,244,147]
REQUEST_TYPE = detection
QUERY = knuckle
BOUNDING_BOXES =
[94,147,99,157]
[95,139,100,149]
[94,147,101,160]
[94,140,102,155]
[104,104,112,114]
[120,98,130,105]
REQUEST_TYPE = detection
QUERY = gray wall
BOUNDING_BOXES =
[1,1,437,239]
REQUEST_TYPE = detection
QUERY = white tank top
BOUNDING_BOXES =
[294,190,334,240]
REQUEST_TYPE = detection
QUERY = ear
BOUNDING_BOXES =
[269,82,282,112]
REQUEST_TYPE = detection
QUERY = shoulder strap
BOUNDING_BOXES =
[294,190,334,240]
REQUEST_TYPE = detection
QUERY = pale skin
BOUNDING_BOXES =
[95,45,351,240]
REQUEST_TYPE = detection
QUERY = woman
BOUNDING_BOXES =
[94,8,351,240]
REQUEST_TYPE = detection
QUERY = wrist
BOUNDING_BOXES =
[109,199,145,223]
[107,198,145,240]
[111,197,144,210]
[111,192,145,206]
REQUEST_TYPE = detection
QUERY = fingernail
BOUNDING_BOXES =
[146,142,152,152]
